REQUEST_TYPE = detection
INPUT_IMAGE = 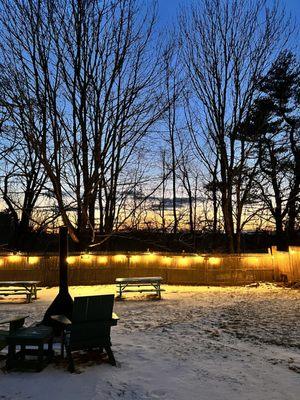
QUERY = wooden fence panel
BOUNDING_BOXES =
[0,248,299,285]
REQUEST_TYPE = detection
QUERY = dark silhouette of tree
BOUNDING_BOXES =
[241,51,300,249]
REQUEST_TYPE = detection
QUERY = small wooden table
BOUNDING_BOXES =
[116,277,164,300]
[0,281,40,303]
[6,325,54,371]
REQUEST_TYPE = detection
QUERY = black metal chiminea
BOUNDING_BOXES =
[42,226,74,327]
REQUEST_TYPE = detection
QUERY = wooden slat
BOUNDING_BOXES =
[120,289,165,293]
[117,283,161,287]
[0,281,40,285]
[116,277,163,284]
[51,315,72,325]
[0,315,29,325]
[0,292,31,296]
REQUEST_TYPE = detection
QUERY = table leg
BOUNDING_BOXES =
[23,285,32,303]
[6,343,16,370]
[37,343,44,372]
[33,284,38,300]
[20,344,26,360]
[47,338,54,361]
[61,331,65,358]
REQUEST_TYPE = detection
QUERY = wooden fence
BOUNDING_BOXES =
[0,247,299,286]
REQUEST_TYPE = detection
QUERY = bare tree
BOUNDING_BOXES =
[180,0,291,252]
[162,43,182,233]
[0,91,51,247]
[0,0,167,247]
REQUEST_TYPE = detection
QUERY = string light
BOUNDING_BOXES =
[97,256,108,264]
[66,256,77,265]
[161,256,172,265]
[28,256,39,265]
[114,254,127,262]
[208,257,221,266]
[81,253,92,262]
[8,254,22,263]
[131,255,141,263]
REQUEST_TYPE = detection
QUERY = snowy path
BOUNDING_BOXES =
[0,284,299,400]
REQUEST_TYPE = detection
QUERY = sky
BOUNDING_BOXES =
[157,0,300,26]
[156,0,300,53]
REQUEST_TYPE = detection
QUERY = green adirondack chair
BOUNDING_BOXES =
[52,294,119,372]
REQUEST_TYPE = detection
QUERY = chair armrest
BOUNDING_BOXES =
[111,313,119,326]
[51,315,72,325]
[95,314,119,327]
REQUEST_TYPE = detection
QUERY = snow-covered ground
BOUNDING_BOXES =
[0,284,299,400]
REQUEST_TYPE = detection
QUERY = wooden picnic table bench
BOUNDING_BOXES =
[0,281,40,303]
[116,277,165,300]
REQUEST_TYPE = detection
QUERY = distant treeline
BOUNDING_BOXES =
[0,211,299,253]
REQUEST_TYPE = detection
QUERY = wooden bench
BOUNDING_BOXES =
[0,281,40,303]
[116,277,165,300]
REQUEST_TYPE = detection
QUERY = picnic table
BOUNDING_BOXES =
[116,276,165,300]
[0,281,40,303]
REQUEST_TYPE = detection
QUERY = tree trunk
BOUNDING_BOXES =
[275,210,287,251]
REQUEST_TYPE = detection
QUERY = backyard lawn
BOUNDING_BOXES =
[0,284,299,400]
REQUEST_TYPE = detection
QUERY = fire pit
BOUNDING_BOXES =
[42,227,73,328]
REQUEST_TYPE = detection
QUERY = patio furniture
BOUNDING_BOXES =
[116,276,165,299]
[0,315,28,351]
[6,325,54,371]
[52,294,119,372]
[0,281,40,303]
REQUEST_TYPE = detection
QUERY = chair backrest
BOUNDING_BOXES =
[72,294,114,323]
[69,294,115,348]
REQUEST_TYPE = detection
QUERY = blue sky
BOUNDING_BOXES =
[156,0,300,53]
[157,0,300,25]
